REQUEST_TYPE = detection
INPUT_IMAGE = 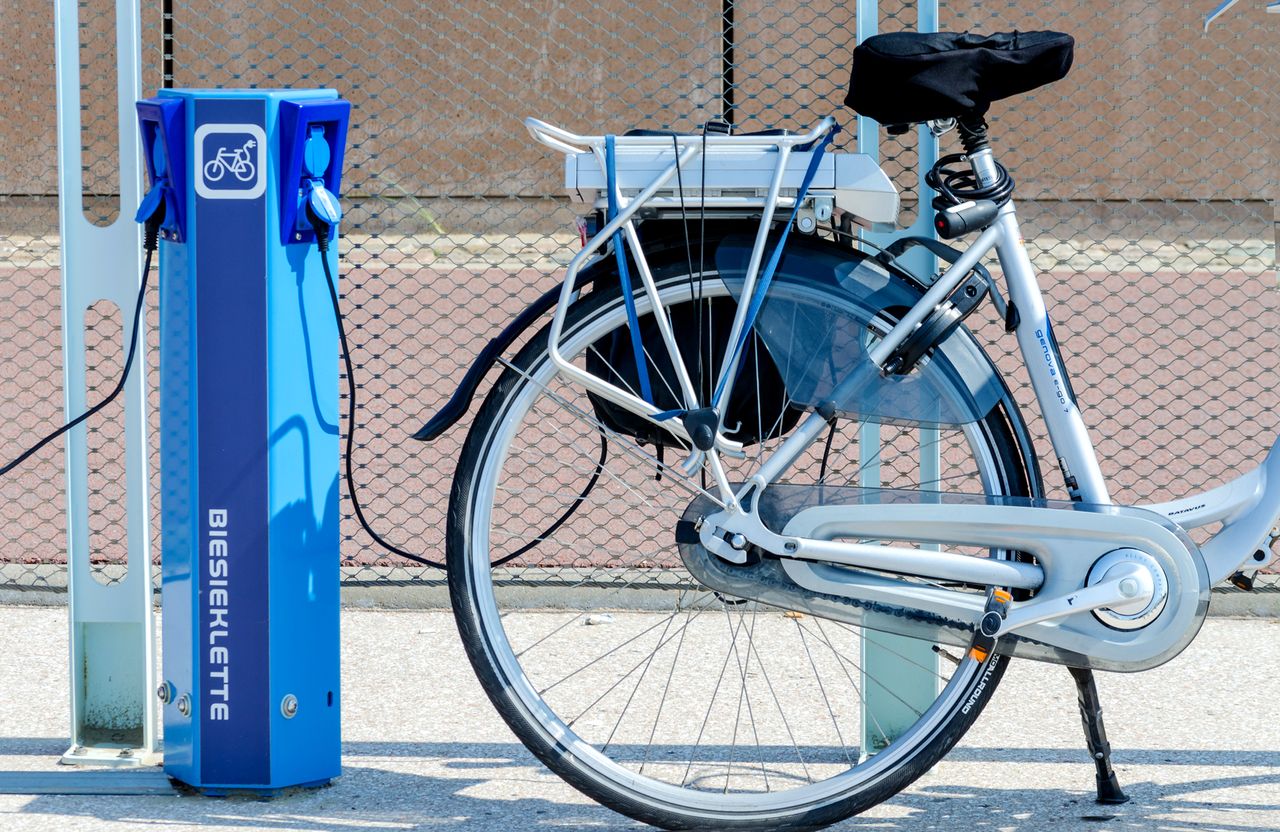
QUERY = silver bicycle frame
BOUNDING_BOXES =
[528,117,1280,589]
[758,191,1280,587]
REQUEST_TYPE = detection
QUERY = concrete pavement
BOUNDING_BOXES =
[2,605,1280,831]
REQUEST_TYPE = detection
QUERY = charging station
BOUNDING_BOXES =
[136,88,350,793]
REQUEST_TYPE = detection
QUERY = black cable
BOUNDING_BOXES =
[492,434,606,568]
[670,133,699,304]
[670,132,705,403]
[0,226,156,479]
[924,152,1015,209]
[817,417,839,484]
[314,218,608,570]
[315,225,445,569]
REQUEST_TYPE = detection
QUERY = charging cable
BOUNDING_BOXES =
[0,219,159,478]
[309,211,446,569]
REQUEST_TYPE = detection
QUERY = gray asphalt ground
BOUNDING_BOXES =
[2,605,1280,831]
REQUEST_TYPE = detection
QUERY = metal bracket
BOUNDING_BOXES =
[53,0,159,767]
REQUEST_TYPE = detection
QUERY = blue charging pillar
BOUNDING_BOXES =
[137,88,351,793]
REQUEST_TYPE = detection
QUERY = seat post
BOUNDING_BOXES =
[957,115,1002,189]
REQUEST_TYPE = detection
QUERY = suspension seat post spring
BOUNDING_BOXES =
[925,114,1014,209]
[956,114,991,156]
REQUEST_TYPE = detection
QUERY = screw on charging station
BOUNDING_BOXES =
[176,693,191,718]
[157,680,175,704]
[281,694,299,719]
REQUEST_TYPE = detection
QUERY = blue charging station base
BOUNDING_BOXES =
[139,88,351,794]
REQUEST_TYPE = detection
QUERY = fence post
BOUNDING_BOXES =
[721,0,736,124]
[53,0,159,766]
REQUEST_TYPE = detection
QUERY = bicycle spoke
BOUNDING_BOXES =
[496,356,720,505]
[681,602,745,788]
[557,594,720,711]
[638,592,699,776]
[602,587,691,753]
[794,618,856,769]
[806,617,894,752]
[796,618,927,720]
[740,614,813,784]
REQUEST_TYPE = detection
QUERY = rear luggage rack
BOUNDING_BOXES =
[528,118,899,227]
[525,116,896,460]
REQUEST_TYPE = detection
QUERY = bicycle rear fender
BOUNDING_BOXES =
[412,221,742,441]
[415,223,1031,463]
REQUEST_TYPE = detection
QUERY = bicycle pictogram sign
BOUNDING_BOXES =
[203,138,257,183]
[195,123,266,199]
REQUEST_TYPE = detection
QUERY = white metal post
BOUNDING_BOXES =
[857,0,943,758]
[53,0,159,766]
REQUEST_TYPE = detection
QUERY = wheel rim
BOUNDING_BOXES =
[460,275,1015,818]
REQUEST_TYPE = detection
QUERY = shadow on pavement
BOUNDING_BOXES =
[3,738,1279,831]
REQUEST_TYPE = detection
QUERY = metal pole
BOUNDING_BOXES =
[858,0,942,759]
[53,0,159,767]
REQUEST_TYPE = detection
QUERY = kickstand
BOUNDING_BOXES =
[1068,666,1130,805]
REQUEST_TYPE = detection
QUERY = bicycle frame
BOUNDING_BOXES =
[528,116,1279,591]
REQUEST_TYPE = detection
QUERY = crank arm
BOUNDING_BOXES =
[987,568,1154,638]
[772,493,1208,671]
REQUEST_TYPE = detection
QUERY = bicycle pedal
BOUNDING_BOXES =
[1229,571,1255,592]
[986,588,1013,613]
[978,588,1012,634]
[968,635,996,663]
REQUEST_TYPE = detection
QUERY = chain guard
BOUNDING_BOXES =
[677,486,984,652]
[677,483,1210,670]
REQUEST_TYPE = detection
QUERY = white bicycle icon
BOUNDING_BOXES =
[202,138,257,183]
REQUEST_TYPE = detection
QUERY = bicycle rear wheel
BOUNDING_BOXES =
[448,251,1039,830]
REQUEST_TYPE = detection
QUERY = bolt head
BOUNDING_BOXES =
[1118,578,1140,598]
[728,533,748,551]
[176,694,191,718]
[281,694,299,719]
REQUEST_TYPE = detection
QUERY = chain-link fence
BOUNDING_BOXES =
[0,0,1275,598]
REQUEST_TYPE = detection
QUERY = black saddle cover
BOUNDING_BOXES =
[846,30,1074,127]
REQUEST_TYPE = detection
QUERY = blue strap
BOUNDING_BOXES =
[605,134,654,405]
[711,126,839,409]
[651,408,685,422]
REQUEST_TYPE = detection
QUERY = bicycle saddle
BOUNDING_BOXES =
[846,30,1074,128]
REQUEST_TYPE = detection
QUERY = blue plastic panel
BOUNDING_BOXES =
[278,98,351,245]
[136,97,188,241]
